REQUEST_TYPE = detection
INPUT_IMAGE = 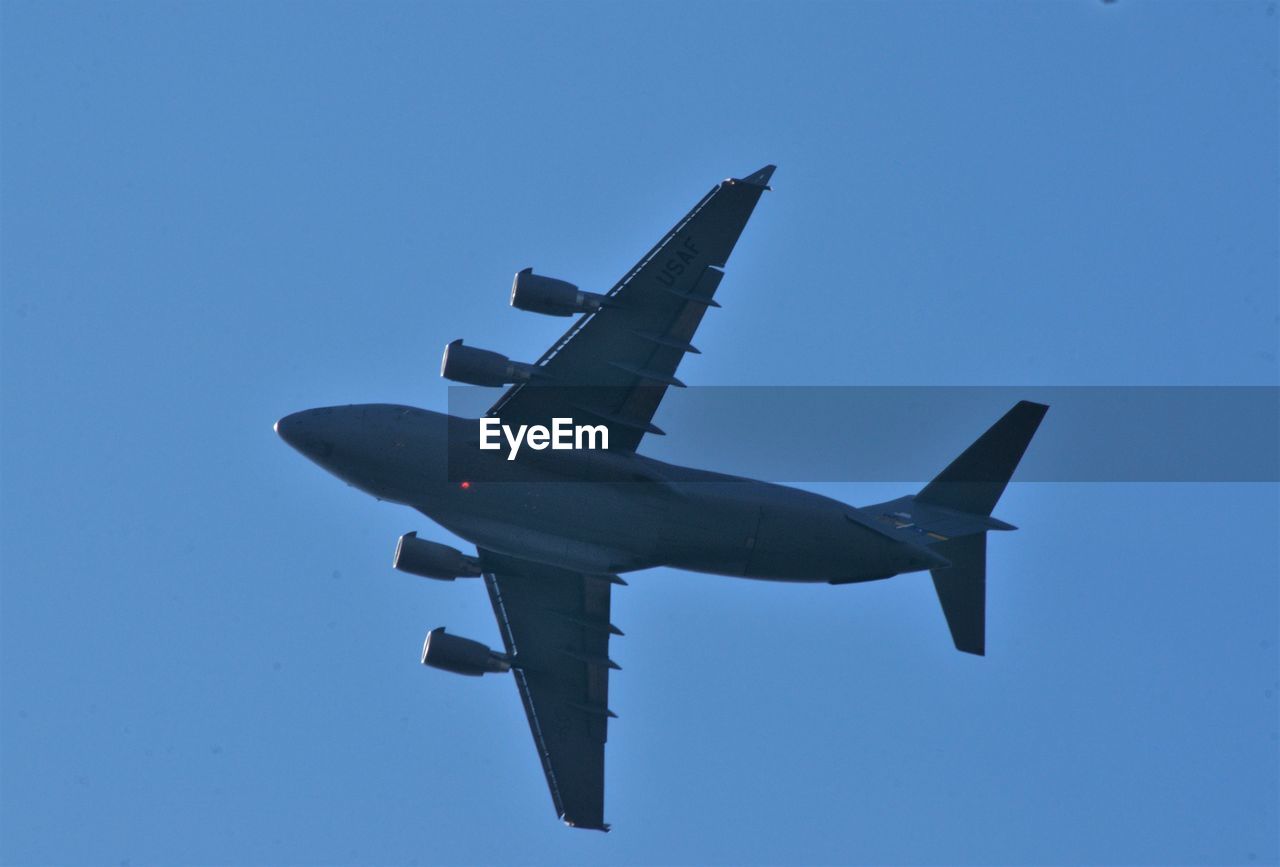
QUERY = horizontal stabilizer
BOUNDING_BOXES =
[917,401,1047,656]
[917,401,1048,518]
[930,534,986,655]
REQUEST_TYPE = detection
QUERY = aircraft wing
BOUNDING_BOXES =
[478,547,622,831]
[486,166,775,452]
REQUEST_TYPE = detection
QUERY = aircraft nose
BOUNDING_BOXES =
[274,411,301,446]
[275,409,334,460]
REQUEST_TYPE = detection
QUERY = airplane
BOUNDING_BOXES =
[275,165,1047,831]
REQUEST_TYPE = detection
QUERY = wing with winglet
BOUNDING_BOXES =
[479,547,624,831]
[472,168,775,830]
[487,166,775,451]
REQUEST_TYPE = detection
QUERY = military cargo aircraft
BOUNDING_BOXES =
[276,165,1047,831]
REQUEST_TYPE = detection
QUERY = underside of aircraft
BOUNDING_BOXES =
[277,165,1047,831]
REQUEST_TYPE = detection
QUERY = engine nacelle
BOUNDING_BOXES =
[440,339,537,386]
[393,532,481,581]
[510,268,607,316]
[421,627,511,676]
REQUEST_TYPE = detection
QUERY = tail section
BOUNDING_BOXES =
[920,401,1047,656]
[928,534,987,655]
[917,400,1049,518]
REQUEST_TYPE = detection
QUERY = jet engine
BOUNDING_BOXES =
[510,268,607,316]
[393,532,481,581]
[421,627,511,676]
[440,339,537,386]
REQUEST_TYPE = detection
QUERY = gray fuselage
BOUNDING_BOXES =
[276,404,944,582]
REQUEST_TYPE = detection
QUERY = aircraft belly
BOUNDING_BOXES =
[744,503,931,581]
[742,499,880,581]
[653,490,761,576]
[417,481,668,574]
[440,515,646,573]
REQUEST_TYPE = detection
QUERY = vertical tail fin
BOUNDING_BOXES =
[920,401,1048,655]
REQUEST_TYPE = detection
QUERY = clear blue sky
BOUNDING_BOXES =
[2,2,1277,865]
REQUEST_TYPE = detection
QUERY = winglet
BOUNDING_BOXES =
[736,164,776,189]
